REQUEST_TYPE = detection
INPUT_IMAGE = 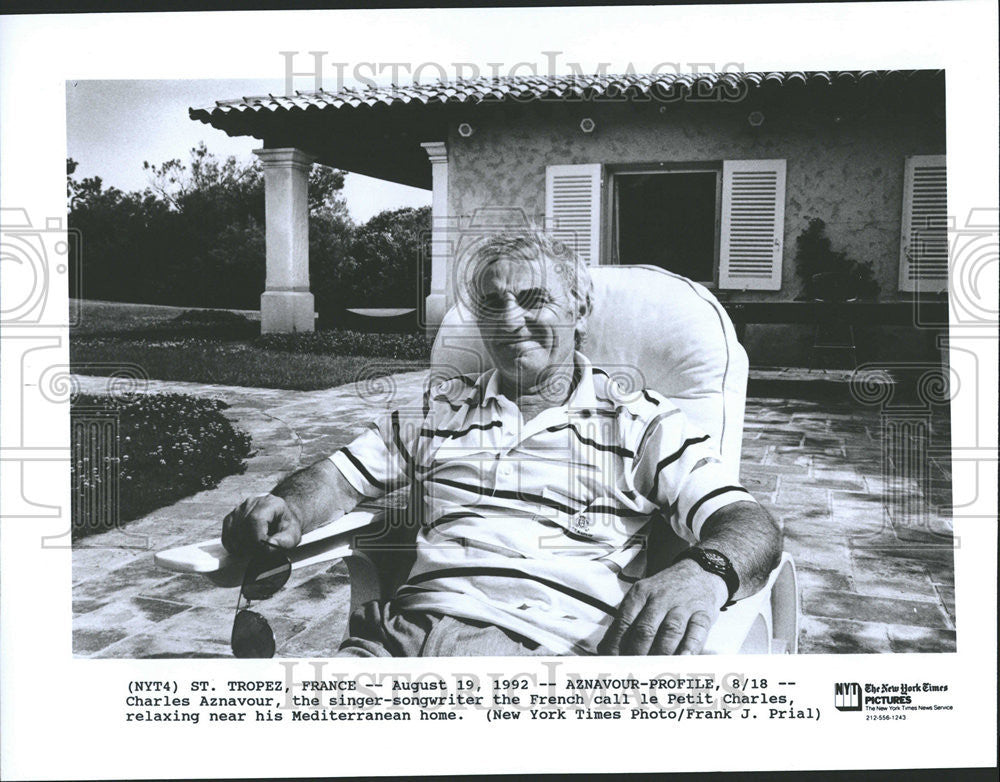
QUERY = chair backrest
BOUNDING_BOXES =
[430,265,748,477]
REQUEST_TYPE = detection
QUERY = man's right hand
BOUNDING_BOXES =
[221,493,303,554]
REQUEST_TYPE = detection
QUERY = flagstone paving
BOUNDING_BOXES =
[71,372,955,658]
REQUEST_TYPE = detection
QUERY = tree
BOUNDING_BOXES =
[350,206,432,306]
[312,206,431,320]
[69,149,432,321]
[68,146,350,309]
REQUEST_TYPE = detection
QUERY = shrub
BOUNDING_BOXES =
[71,393,253,539]
[172,308,253,325]
[256,329,431,360]
[309,210,357,314]
[794,218,880,301]
[73,310,260,341]
[156,309,260,339]
[72,340,428,391]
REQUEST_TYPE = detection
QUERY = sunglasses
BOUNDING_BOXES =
[230,542,292,658]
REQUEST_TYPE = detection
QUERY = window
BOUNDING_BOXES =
[899,154,948,293]
[613,169,720,284]
[545,160,786,290]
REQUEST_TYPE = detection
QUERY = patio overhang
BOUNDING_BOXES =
[192,100,447,188]
[189,70,944,189]
[190,71,944,333]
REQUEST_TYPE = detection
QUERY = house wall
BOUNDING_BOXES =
[445,95,945,305]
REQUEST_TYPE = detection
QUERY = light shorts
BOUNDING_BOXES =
[338,600,558,657]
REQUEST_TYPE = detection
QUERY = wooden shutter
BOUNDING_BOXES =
[719,159,786,290]
[899,155,948,293]
[545,164,602,265]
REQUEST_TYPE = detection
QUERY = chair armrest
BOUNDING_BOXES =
[155,515,797,655]
[702,552,797,655]
[154,510,378,575]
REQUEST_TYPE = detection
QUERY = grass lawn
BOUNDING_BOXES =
[69,301,428,534]
[70,300,429,390]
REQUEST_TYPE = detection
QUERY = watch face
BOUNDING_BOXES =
[676,548,738,597]
[689,549,739,601]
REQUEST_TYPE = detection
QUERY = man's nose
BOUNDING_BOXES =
[496,295,527,331]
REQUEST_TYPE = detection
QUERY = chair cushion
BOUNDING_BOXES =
[430,265,747,475]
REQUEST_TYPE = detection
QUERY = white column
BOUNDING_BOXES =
[420,141,448,334]
[253,147,316,333]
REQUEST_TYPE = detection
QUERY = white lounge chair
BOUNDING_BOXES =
[157,265,799,654]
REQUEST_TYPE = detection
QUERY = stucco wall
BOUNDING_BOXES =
[445,96,945,303]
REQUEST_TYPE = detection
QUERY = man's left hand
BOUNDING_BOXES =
[599,559,729,655]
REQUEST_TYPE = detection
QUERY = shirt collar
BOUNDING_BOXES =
[478,365,502,405]
[567,351,600,410]
[477,351,601,411]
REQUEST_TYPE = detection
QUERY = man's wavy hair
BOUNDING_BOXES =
[465,231,595,349]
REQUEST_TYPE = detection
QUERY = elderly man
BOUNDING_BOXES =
[223,233,782,656]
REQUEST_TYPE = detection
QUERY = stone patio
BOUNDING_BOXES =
[71,371,955,657]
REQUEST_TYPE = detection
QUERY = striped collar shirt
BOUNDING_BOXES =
[330,352,754,655]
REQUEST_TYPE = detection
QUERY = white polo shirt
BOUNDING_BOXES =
[330,353,754,655]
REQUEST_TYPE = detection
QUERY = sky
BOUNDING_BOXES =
[66,79,431,223]
[57,5,873,225]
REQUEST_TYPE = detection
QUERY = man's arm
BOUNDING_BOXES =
[272,459,365,537]
[221,458,365,554]
[600,501,782,656]
[697,500,783,601]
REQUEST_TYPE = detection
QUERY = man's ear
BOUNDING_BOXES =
[578,276,595,323]
[574,313,589,350]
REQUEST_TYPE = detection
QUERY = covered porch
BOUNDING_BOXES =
[192,84,456,334]
[191,71,947,336]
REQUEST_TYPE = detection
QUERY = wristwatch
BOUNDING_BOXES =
[672,547,740,610]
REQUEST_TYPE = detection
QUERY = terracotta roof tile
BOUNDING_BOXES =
[192,70,942,129]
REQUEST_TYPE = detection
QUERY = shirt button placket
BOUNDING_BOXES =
[494,406,517,490]
[495,451,512,490]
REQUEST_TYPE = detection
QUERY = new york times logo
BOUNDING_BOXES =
[834,682,862,712]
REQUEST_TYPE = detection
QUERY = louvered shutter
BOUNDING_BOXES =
[719,159,786,290]
[545,164,602,265]
[899,155,948,293]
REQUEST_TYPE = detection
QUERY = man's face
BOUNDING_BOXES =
[472,255,580,392]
